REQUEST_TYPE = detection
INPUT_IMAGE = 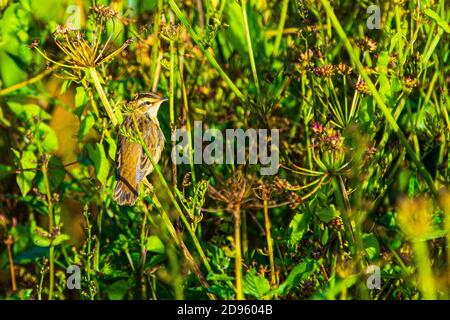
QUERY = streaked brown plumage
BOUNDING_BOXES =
[113,93,166,206]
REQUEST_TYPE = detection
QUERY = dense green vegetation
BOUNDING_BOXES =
[1,0,450,300]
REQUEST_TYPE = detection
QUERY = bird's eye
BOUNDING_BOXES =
[145,101,151,105]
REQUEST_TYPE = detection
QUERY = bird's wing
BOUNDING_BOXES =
[116,117,141,187]
[137,116,163,183]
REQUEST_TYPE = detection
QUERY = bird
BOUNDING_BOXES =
[113,92,167,206]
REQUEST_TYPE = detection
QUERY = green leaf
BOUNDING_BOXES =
[418,229,448,242]
[423,8,450,33]
[362,233,380,260]
[316,205,340,223]
[321,227,329,245]
[287,209,312,248]
[30,222,51,247]
[7,102,51,121]
[145,236,165,254]
[87,143,110,185]
[106,136,117,161]
[376,51,390,70]
[271,259,317,296]
[75,86,88,117]
[107,280,133,300]
[207,273,235,282]
[208,284,235,299]
[390,75,403,95]
[60,79,70,95]
[408,174,420,197]
[15,150,37,196]
[79,112,95,141]
[243,269,270,299]
[36,122,59,153]
[52,233,70,246]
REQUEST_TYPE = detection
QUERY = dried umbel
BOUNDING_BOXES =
[34,6,134,72]
[91,4,117,19]
[355,37,377,53]
[353,80,371,96]
[313,64,335,78]
[310,123,346,172]
[336,63,353,76]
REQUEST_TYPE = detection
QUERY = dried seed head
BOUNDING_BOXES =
[314,64,335,78]
[353,80,371,96]
[299,49,314,62]
[27,39,39,49]
[336,63,353,76]
[289,192,302,209]
[311,122,324,134]
[91,5,117,19]
[356,37,377,53]
[273,176,291,191]
[404,76,419,89]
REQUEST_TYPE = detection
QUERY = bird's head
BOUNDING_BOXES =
[134,92,167,118]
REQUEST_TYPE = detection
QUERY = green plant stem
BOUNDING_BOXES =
[42,160,54,300]
[233,208,244,300]
[139,204,149,300]
[169,39,178,188]
[151,0,163,88]
[320,0,437,198]
[241,0,260,95]
[273,0,290,57]
[331,176,354,251]
[84,211,95,300]
[167,240,184,299]
[179,57,197,185]
[263,197,276,286]
[412,240,437,299]
[0,67,56,96]
[88,67,118,127]
[5,237,16,291]
[94,208,102,272]
[131,115,213,276]
[149,192,216,300]
[168,0,247,103]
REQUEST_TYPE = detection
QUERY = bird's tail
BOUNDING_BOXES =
[113,178,139,206]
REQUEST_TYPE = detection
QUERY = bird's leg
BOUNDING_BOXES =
[142,179,154,194]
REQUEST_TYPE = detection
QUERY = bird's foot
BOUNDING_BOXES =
[142,179,154,194]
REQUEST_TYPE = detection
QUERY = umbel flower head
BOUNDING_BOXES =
[397,196,434,241]
[33,5,134,73]
[310,122,347,172]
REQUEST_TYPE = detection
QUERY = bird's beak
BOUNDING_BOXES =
[160,98,168,103]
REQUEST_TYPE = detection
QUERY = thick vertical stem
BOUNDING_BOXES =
[169,39,178,188]
[241,0,260,95]
[263,197,276,286]
[179,56,196,185]
[139,205,149,300]
[5,236,17,291]
[331,176,354,251]
[42,160,54,300]
[234,207,244,300]
[88,67,118,127]
[273,0,289,57]
[412,240,436,299]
